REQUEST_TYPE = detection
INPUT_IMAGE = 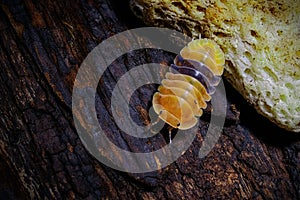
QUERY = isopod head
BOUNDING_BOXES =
[152,93,198,130]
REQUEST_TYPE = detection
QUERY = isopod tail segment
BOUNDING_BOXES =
[152,38,225,135]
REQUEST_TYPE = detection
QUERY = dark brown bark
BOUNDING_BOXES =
[0,0,299,199]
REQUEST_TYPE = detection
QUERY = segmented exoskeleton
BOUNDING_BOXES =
[152,39,225,130]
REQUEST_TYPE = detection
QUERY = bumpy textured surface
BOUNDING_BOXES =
[130,0,300,132]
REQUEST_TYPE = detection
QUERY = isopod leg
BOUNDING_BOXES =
[168,126,174,143]
[149,116,161,134]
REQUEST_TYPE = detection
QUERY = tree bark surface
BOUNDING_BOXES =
[0,0,299,199]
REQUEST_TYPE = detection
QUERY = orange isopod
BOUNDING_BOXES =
[152,38,225,131]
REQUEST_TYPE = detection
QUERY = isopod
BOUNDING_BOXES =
[152,39,225,133]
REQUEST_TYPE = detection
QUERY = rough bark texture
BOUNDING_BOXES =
[0,0,299,199]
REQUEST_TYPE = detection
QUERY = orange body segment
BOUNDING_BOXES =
[165,73,211,101]
[161,79,208,109]
[158,85,203,117]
